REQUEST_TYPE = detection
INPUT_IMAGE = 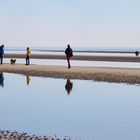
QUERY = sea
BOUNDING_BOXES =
[5,46,140,55]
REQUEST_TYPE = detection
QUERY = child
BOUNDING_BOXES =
[26,47,31,65]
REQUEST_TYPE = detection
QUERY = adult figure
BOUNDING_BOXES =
[26,47,31,65]
[0,44,4,64]
[65,44,73,68]
[65,79,73,95]
[135,51,139,56]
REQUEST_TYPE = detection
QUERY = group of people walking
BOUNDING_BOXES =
[0,44,73,68]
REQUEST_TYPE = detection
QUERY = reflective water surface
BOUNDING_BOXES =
[0,73,140,140]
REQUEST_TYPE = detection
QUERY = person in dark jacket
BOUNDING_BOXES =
[0,44,4,64]
[135,51,139,56]
[65,44,73,68]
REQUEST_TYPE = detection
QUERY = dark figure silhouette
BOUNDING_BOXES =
[65,79,73,95]
[0,73,4,87]
[26,47,31,65]
[135,51,139,56]
[0,45,4,64]
[65,44,73,68]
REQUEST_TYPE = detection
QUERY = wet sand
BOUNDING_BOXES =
[4,53,140,62]
[0,64,140,84]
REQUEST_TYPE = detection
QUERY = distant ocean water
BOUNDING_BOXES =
[4,47,140,57]
[5,47,140,53]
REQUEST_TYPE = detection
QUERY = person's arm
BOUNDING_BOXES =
[65,49,67,55]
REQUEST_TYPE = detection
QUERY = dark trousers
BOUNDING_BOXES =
[26,56,30,65]
[0,54,3,64]
[67,56,71,68]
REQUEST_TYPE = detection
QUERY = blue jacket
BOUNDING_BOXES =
[0,46,4,55]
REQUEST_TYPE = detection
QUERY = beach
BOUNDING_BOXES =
[4,53,140,62]
[1,63,140,84]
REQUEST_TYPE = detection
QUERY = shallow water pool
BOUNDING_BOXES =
[0,73,140,140]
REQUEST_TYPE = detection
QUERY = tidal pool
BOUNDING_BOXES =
[0,73,140,140]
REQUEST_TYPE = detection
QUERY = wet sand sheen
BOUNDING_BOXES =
[0,64,140,84]
[4,53,140,62]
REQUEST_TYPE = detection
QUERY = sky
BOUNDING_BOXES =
[0,0,140,48]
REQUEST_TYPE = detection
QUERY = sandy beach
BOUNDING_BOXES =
[0,63,140,84]
[4,53,140,62]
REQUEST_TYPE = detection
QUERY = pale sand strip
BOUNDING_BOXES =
[0,64,140,84]
[4,54,140,62]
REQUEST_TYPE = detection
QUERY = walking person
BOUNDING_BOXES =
[26,47,31,65]
[65,44,73,68]
[0,44,4,64]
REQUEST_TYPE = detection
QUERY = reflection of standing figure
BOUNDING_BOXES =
[65,79,73,95]
[0,73,4,87]
[0,45,4,64]
[26,75,31,85]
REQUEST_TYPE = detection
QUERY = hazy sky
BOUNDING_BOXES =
[0,0,140,48]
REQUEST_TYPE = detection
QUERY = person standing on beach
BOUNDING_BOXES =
[26,47,31,65]
[135,51,139,56]
[65,44,73,68]
[0,44,4,64]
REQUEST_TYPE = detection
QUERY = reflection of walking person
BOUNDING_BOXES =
[26,75,31,85]
[65,44,73,69]
[65,79,73,95]
[26,47,31,65]
[0,44,4,64]
[0,73,4,87]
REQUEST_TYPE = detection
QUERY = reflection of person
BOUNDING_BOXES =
[65,79,73,95]
[26,47,31,65]
[26,75,31,85]
[0,73,4,87]
[0,44,4,64]
[65,44,73,69]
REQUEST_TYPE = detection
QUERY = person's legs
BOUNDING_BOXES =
[26,57,28,65]
[28,57,30,65]
[67,56,71,68]
[26,56,29,65]
[0,55,3,64]
[1,57,3,64]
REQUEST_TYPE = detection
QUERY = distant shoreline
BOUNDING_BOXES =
[10,50,137,54]
[1,64,140,84]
